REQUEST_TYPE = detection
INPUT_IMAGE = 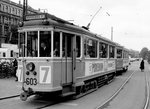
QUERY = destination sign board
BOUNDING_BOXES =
[25,14,46,20]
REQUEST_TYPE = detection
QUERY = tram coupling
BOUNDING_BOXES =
[20,88,34,101]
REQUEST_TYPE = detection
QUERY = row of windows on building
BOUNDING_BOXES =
[0,16,19,25]
[0,2,38,18]
[0,2,23,17]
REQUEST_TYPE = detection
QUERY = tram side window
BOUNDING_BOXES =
[99,42,108,58]
[27,31,38,57]
[84,38,97,58]
[53,32,60,57]
[76,36,81,57]
[109,45,115,58]
[19,32,25,57]
[117,49,122,58]
[40,31,51,57]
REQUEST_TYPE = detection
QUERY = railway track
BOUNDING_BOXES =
[0,95,20,100]
[94,70,135,109]
[94,69,150,109]
[143,70,150,109]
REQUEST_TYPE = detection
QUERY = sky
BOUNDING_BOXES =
[12,0,150,51]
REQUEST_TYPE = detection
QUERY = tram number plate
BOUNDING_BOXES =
[26,78,37,85]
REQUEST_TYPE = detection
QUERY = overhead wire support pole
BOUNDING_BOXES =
[106,12,113,41]
[86,6,102,29]
[23,0,28,21]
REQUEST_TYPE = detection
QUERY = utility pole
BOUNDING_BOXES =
[106,12,113,41]
[111,26,113,41]
[23,0,28,21]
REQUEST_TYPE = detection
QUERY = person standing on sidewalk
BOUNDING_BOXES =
[140,59,144,72]
[13,58,18,81]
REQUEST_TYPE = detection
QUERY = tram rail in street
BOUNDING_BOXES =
[95,70,136,109]
[0,95,20,100]
[143,70,150,109]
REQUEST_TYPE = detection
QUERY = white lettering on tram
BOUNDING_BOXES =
[39,66,51,84]
[85,60,116,76]
[85,61,104,76]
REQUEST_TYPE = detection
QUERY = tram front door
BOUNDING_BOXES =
[62,33,76,85]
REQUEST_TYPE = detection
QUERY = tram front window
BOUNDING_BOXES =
[19,32,25,57]
[27,31,38,57]
[40,31,51,57]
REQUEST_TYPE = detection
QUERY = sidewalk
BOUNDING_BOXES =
[0,77,22,99]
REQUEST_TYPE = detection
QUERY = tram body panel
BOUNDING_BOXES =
[76,58,116,82]
[116,59,123,71]
[123,58,129,68]
[17,58,63,92]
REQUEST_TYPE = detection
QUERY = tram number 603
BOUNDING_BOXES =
[26,78,37,85]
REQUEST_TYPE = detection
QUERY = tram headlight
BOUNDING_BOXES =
[26,71,30,75]
[33,71,37,76]
[26,62,35,71]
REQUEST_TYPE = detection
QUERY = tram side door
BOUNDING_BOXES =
[62,33,76,84]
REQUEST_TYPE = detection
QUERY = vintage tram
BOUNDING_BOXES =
[17,13,129,101]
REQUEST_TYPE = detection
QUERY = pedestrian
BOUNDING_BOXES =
[13,58,18,81]
[140,59,144,72]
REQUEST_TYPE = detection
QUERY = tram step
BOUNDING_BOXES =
[62,92,76,97]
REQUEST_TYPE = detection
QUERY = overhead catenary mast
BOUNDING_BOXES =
[23,0,28,21]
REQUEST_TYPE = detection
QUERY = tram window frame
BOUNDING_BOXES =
[76,35,81,58]
[117,49,122,58]
[27,31,38,57]
[61,32,81,58]
[109,45,115,58]
[39,31,51,57]
[84,37,97,58]
[18,32,25,57]
[53,31,60,57]
[99,42,108,58]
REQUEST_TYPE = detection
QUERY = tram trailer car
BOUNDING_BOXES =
[122,48,130,72]
[17,13,123,101]
[115,44,129,75]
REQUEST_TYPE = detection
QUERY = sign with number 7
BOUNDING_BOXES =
[39,66,51,84]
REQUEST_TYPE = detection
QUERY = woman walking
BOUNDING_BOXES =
[140,59,144,72]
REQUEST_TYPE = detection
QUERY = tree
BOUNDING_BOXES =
[147,51,150,64]
[139,47,149,60]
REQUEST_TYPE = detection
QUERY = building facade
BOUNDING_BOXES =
[0,0,39,47]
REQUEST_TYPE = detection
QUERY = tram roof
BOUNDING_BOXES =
[20,13,116,45]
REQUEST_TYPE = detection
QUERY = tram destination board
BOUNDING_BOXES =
[25,14,46,20]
